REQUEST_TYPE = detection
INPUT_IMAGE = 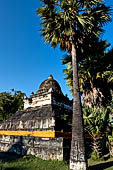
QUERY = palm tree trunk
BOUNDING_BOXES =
[91,136,102,157]
[70,43,87,170]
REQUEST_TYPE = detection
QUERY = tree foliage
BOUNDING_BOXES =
[62,38,113,108]
[0,90,24,121]
[83,106,111,156]
[37,0,111,50]
[83,106,110,137]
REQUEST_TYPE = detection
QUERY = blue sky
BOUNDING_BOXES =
[0,0,113,99]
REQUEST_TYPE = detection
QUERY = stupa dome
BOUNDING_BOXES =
[37,75,62,95]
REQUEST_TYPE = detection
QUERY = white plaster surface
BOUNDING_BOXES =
[24,93,52,109]
[70,161,87,170]
[24,90,72,110]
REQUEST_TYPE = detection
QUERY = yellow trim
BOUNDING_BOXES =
[32,131,55,138]
[0,130,55,138]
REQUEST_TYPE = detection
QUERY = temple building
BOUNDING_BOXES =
[24,74,72,110]
[0,75,72,160]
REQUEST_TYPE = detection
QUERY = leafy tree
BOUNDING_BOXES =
[62,39,113,108]
[0,90,24,121]
[37,1,111,169]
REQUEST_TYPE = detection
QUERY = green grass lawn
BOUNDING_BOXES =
[1,155,113,170]
[0,155,68,170]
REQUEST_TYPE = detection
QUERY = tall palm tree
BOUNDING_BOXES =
[37,1,111,169]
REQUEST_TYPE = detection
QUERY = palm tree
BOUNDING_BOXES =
[62,39,113,108]
[37,1,111,169]
[83,106,110,157]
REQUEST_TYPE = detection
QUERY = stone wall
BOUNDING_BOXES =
[0,134,71,160]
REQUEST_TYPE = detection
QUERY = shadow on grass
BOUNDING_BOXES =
[89,160,113,170]
[2,168,22,170]
[0,167,27,170]
[0,153,28,170]
[0,152,24,170]
[0,152,22,161]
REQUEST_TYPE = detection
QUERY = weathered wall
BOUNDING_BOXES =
[0,118,55,130]
[0,135,64,160]
[24,91,72,111]
[24,92,52,109]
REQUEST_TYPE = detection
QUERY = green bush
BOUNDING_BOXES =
[90,152,101,160]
